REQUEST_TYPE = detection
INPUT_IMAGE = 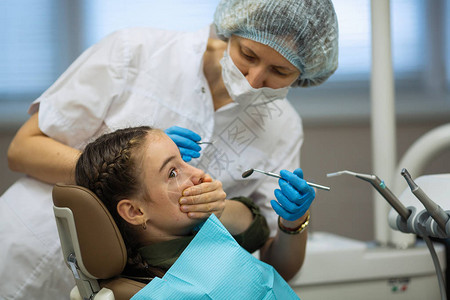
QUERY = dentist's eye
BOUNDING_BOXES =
[241,51,255,62]
[169,168,178,178]
[273,68,288,76]
[239,47,256,61]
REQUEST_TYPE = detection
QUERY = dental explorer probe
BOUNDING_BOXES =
[401,168,449,231]
[242,168,331,191]
[196,141,214,145]
[327,170,411,220]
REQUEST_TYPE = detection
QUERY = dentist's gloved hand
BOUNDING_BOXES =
[165,126,202,162]
[271,168,315,221]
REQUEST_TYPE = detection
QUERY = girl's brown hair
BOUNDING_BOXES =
[75,126,164,280]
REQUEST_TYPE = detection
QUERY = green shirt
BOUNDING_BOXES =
[138,197,270,271]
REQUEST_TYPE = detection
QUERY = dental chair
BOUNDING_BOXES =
[52,183,147,300]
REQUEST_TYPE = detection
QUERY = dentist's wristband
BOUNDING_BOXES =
[278,212,310,235]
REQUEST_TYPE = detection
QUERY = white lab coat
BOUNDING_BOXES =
[0,26,303,299]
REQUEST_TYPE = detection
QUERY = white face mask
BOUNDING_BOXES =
[220,49,291,105]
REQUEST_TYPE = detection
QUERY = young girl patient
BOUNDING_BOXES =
[75,126,270,279]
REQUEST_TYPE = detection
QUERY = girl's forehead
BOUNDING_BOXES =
[147,129,165,141]
[142,131,178,166]
[142,129,167,151]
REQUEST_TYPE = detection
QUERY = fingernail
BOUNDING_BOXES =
[182,190,190,196]
[179,198,187,204]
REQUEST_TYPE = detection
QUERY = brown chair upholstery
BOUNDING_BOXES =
[52,183,146,300]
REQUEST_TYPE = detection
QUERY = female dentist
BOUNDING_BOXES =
[2,0,338,298]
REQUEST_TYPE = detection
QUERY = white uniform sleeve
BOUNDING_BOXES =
[28,30,129,149]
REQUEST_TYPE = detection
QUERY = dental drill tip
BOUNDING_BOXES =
[402,167,449,230]
[401,168,417,190]
[241,169,255,178]
[400,168,409,177]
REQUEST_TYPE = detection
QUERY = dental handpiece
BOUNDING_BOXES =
[242,168,331,191]
[401,168,449,231]
[327,170,411,220]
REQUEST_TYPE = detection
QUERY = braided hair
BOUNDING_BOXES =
[75,126,165,279]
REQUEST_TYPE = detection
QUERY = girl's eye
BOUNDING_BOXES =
[169,168,178,178]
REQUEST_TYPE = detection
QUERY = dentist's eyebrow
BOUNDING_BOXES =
[159,155,176,173]
[241,44,296,73]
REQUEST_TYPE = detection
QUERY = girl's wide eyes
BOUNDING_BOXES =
[169,168,178,178]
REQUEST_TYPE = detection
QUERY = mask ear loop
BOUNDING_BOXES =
[224,40,235,68]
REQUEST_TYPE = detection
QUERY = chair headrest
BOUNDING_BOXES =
[52,183,128,279]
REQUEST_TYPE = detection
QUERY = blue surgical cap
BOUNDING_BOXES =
[214,0,339,87]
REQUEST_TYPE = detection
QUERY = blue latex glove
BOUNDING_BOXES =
[271,168,315,221]
[164,126,202,162]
